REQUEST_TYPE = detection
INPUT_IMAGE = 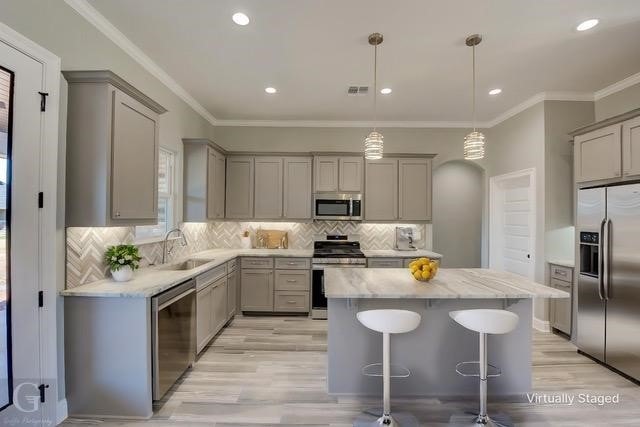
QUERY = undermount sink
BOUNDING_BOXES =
[161,258,213,271]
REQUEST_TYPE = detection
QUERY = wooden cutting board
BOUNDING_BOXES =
[255,229,288,249]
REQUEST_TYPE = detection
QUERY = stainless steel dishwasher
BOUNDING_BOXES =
[151,278,196,400]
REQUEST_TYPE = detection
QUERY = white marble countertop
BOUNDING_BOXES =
[324,268,570,299]
[547,259,575,268]
[60,248,313,298]
[362,249,442,258]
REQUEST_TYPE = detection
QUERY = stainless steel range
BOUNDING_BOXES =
[311,235,366,319]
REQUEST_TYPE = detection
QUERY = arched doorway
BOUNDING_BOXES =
[432,160,484,268]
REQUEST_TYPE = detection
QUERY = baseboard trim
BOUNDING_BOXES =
[56,398,68,425]
[533,317,551,332]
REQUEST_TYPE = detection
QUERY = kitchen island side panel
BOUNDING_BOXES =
[327,298,532,397]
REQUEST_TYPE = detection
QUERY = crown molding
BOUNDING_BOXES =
[594,71,640,101]
[63,0,218,126]
[214,119,479,129]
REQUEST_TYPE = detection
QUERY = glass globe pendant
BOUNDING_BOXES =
[464,34,485,161]
[364,33,384,160]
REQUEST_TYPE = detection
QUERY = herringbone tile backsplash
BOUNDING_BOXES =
[66,222,432,288]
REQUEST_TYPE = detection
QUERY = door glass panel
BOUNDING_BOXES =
[0,67,13,409]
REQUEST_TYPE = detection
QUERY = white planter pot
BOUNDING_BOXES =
[111,265,133,282]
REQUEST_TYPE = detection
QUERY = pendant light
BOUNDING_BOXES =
[364,32,384,160]
[463,34,485,160]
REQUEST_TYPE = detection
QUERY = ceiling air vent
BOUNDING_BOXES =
[347,86,369,96]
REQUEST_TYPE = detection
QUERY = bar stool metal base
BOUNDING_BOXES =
[449,412,514,427]
[353,411,420,427]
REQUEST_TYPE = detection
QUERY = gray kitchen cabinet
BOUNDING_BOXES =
[365,159,398,220]
[274,291,309,312]
[226,156,255,218]
[549,263,573,335]
[241,269,274,312]
[622,115,640,178]
[196,283,214,354]
[275,270,310,291]
[398,158,432,221]
[227,268,238,319]
[183,139,225,221]
[367,258,403,268]
[211,277,228,335]
[314,156,339,192]
[574,124,622,183]
[64,70,166,226]
[284,157,312,219]
[339,156,364,192]
[254,157,284,219]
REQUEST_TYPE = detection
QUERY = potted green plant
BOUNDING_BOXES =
[104,244,142,282]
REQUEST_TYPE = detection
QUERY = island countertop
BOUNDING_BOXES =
[324,267,570,299]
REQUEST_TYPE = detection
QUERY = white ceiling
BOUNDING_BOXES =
[87,0,640,124]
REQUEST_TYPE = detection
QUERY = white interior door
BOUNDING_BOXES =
[0,39,44,423]
[490,170,536,279]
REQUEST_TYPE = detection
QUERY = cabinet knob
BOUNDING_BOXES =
[115,211,121,217]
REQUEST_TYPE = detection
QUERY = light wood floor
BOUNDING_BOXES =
[64,316,640,426]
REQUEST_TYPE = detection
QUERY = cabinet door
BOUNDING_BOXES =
[196,285,214,353]
[339,157,363,192]
[284,157,312,219]
[254,157,283,219]
[365,159,398,220]
[398,158,432,221]
[241,269,274,312]
[575,124,622,183]
[368,258,403,268]
[550,278,572,334]
[227,270,238,319]
[211,278,227,335]
[111,89,159,220]
[314,157,339,192]
[622,116,640,178]
[225,156,254,218]
[206,148,217,220]
[215,153,226,218]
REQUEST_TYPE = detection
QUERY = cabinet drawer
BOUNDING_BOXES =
[241,257,274,269]
[227,258,238,272]
[275,270,310,291]
[550,278,572,290]
[196,264,227,291]
[274,291,309,312]
[275,258,310,270]
[550,265,573,283]
[368,258,403,268]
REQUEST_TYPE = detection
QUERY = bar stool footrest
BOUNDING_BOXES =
[455,361,501,378]
[361,362,411,378]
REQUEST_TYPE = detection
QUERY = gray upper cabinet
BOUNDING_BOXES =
[254,157,284,219]
[284,157,312,219]
[365,159,398,220]
[183,139,225,222]
[64,70,166,226]
[575,124,622,183]
[314,156,363,193]
[622,115,640,178]
[226,156,255,218]
[398,158,432,221]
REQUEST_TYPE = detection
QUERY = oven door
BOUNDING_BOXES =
[314,194,355,220]
[311,264,365,319]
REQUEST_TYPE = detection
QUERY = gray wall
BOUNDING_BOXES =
[595,81,640,121]
[432,161,483,268]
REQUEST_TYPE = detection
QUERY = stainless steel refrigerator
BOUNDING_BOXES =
[577,183,640,381]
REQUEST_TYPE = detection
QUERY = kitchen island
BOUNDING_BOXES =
[324,268,569,397]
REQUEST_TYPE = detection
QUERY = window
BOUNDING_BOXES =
[135,148,176,241]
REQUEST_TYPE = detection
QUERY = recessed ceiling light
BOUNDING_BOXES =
[265,87,277,94]
[380,88,392,95]
[488,88,502,95]
[232,12,250,26]
[576,18,599,31]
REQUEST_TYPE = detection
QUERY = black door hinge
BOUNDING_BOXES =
[38,192,43,208]
[38,291,44,308]
[38,92,49,112]
[38,384,49,403]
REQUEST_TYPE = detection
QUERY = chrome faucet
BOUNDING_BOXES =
[162,228,188,264]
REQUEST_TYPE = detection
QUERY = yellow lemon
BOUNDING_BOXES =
[429,261,438,270]
[430,270,437,279]
[419,257,429,263]
[413,271,422,280]
[422,264,431,271]
[421,271,430,280]
[410,266,418,274]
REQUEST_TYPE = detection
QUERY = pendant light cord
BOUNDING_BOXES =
[373,42,378,132]
[472,44,476,132]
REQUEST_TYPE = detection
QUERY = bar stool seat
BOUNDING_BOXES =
[353,309,421,427]
[449,309,519,427]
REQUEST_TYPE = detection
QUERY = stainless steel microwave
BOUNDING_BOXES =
[313,193,362,221]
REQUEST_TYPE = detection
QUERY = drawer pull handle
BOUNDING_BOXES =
[555,269,567,276]
[286,279,297,283]
[286,300,297,304]
[287,262,297,265]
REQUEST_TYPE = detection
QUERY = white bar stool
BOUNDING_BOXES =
[449,309,519,427]
[353,309,421,427]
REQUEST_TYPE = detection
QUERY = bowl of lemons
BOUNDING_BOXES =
[408,257,439,282]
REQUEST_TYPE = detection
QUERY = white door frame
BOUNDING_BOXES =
[489,168,537,280]
[0,22,61,424]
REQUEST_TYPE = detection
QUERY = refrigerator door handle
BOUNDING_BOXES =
[604,218,612,300]
[598,218,606,300]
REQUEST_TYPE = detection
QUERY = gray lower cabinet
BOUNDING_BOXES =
[64,70,166,226]
[274,291,309,312]
[240,269,274,312]
[226,156,255,218]
[227,268,238,318]
[196,277,228,354]
[211,278,228,334]
[367,258,403,268]
[549,263,573,335]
